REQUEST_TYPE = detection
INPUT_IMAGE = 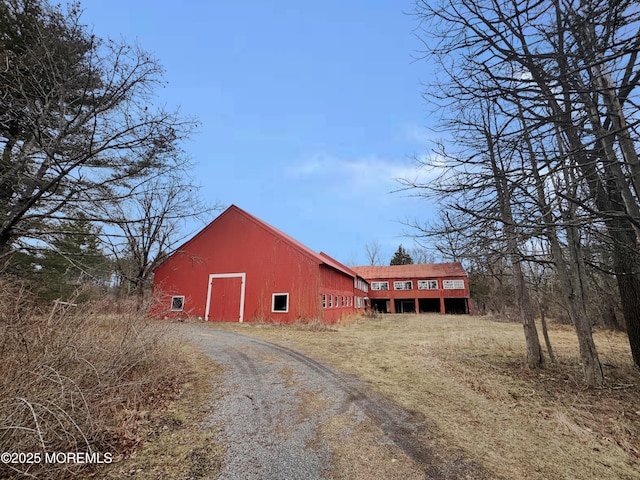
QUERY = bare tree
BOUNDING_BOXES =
[410,0,640,377]
[0,0,196,255]
[364,239,384,266]
[99,169,223,309]
[410,245,434,264]
[518,106,603,383]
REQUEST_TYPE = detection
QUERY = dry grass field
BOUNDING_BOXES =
[0,278,223,479]
[9,300,635,479]
[211,314,640,480]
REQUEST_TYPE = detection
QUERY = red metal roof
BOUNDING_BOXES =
[351,262,467,279]
[318,252,362,278]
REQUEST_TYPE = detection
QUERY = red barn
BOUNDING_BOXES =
[151,205,369,323]
[351,263,470,314]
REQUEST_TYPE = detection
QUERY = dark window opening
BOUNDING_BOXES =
[444,298,469,314]
[394,299,416,314]
[371,298,390,313]
[419,298,441,313]
[171,296,184,311]
[272,293,289,312]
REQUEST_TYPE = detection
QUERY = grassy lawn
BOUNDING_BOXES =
[206,313,639,480]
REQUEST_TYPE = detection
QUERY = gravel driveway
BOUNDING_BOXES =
[181,325,484,480]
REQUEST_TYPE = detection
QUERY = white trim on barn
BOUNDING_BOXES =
[271,292,289,313]
[205,273,246,322]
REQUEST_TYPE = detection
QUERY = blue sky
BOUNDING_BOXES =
[81,0,441,265]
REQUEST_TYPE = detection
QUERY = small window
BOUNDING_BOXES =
[171,296,184,311]
[418,280,438,290]
[371,281,389,291]
[322,294,327,308]
[272,293,289,312]
[334,295,338,307]
[443,280,465,290]
[394,281,413,290]
[328,295,333,308]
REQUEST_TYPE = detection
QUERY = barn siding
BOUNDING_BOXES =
[318,265,360,323]
[356,264,470,315]
[153,206,470,322]
[151,206,355,322]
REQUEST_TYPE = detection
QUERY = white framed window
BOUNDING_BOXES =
[272,293,289,312]
[334,295,338,307]
[394,281,413,290]
[355,278,369,292]
[322,294,326,308]
[418,280,438,290]
[371,281,389,291]
[328,295,333,308]
[171,296,185,311]
[443,280,465,290]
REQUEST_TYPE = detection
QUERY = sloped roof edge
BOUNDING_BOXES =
[154,205,355,279]
[318,252,359,279]
[351,262,467,279]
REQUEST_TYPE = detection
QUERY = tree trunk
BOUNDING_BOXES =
[539,305,556,365]
[136,279,145,311]
[485,122,543,368]
[611,229,640,368]
[520,108,604,385]
[513,259,544,368]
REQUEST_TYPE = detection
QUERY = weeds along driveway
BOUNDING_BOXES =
[180,324,485,480]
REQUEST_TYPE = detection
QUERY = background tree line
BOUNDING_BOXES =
[0,0,219,306]
[404,0,640,384]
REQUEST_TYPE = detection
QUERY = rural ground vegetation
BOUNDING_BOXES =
[404,0,640,384]
[0,1,221,477]
[0,278,205,479]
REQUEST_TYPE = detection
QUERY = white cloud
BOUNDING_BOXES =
[287,153,440,196]
[402,124,434,145]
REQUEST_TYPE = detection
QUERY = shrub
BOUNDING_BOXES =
[0,277,189,478]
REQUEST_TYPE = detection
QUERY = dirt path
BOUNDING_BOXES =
[181,325,485,480]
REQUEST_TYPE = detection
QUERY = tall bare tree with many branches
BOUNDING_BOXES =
[407,0,640,382]
[0,0,196,256]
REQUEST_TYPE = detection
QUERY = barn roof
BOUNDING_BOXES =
[351,262,467,280]
[155,205,357,280]
[318,252,365,280]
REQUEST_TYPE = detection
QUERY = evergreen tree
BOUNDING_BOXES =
[390,245,413,265]
[8,215,112,302]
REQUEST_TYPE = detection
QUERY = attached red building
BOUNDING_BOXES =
[351,263,470,314]
[151,205,369,323]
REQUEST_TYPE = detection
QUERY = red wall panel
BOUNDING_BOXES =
[152,207,326,322]
[208,276,243,322]
[366,275,470,314]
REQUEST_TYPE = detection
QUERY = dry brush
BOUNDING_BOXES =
[0,278,190,478]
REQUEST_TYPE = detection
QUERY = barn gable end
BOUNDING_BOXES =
[151,205,365,323]
[152,206,470,322]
